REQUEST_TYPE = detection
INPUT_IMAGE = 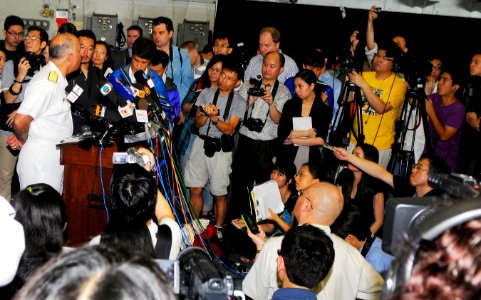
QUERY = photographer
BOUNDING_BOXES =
[183,57,245,230]
[0,26,48,200]
[347,40,407,167]
[227,51,291,221]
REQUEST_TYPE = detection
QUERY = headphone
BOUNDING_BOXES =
[382,198,481,298]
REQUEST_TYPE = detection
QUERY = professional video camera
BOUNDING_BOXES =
[176,247,245,300]
[383,172,480,256]
[25,52,46,76]
[247,76,266,97]
[403,59,433,97]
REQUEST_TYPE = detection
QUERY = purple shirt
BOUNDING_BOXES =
[428,93,465,172]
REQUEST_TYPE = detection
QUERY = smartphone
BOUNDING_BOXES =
[241,213,259,234]
[323,143,334,151]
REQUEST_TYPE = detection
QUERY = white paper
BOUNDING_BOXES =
[292,117,312,146]
[251,179,284,221]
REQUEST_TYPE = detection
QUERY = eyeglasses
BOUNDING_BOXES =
[209,67,222,74]
[374,53,394,62]
[7,30,24,38]
[299,193,313,210]
[412,163,429,172]
[24,35,40,41]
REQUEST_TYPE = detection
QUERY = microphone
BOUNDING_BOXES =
[134,70,175,120]
[108,74,135,102]
[428,173,480,199]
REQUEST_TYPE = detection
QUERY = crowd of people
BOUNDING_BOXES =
[0,3,480,299]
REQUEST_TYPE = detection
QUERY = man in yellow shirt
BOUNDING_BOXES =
[348,40,407,167]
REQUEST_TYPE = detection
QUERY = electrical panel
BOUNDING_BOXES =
[137,17,156,36]
[90,13,118,46]
[177,20,209,49]
[23,19,50,32]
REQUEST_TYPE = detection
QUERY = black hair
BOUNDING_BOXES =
[213,33,236,50]
[4,15,24,31]
[94,40,114,72]
[58,22,78,35]
[152,17,173,32]
[280,225,335,289]
[303,49,327,69]
[15,245,176,300]
[419,153,451,175]
[127,25,143,37]
[11,184,66,285]
[301,162,322,180]
[439,63,463,86]
[109,164,157,223]
[76,29,96,42]
[336,143,379,205]
[377,38,402,62]
[132,37,156,61]
[294,69,318,86]
[27,26,49,44]
[272,159,297,196]
[100,217,156,259]
[151,49,170,68]
[199,54,226,87]
[273,160,296,183]
[264,50,285,68]
[222,54,244,81]
[331,204,372,241]
[201,43,213,54]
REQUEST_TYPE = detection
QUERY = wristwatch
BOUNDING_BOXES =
[212,118,219,126]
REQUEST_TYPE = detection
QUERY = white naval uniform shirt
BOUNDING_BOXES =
[16,61,73,193]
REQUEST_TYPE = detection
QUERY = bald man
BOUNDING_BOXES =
[243,182,384,300]
[8,33,81,192]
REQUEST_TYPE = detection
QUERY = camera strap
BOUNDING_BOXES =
[205,88,234,137]
[246,80,279,124]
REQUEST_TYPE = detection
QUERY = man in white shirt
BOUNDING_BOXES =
[8,33,81,192]
[243,182,384,300]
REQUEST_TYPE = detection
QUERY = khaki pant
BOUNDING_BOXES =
[0,132,18,201]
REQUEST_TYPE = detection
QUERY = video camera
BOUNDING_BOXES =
[402,59,433,97]
[177,247,245,299]
[383,172,480,256]
[112,147,149,168]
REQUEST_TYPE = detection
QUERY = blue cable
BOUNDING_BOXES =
[99,144,109,222]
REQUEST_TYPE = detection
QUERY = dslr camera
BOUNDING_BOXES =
[243,117,265,133]
[202,135,221,157]
[247,77,266,97]
[25,52,46,77]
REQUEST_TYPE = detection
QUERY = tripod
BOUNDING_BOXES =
[387,87,432,178]
[328,69,365,147]
[323,67,365,182]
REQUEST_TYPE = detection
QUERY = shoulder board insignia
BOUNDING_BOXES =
[48,71,59,83]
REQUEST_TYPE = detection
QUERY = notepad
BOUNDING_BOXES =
[250,180,284,221]
[292,117,312,146]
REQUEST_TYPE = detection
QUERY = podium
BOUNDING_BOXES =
[60,143,118,246]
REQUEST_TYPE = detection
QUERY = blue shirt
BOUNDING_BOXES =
[167,45,194,102]
[319,71,341,124]
[272,288,317,300]
[363,237,395,276]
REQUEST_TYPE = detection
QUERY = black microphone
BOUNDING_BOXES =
[428,173,480,199]
[134,70,164,116]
